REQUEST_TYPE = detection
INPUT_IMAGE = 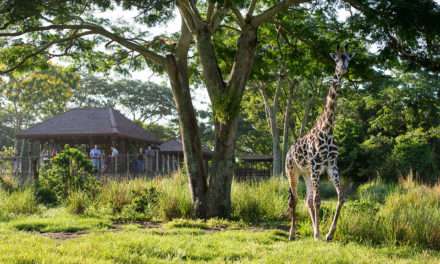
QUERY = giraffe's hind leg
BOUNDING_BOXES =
[286,167,298,241]
[325,163,345,241]
[303,176,316,231]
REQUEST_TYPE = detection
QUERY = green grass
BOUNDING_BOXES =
[0,220,439,263]
[2,174,440,263]
[0,208,112,233]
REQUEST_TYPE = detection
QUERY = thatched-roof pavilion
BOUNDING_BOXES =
[15,108,161,180]
[17,107,160,147]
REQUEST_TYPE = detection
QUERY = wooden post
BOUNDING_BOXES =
[27,140,32,184]
[155,149,159,175]
[166,154,170,174]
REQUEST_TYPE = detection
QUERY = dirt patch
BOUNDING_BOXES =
[111,221,162,230]
[138,221,161,229]
[41,231,88,240]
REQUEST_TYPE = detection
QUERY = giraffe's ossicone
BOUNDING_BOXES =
[285,44,353,241]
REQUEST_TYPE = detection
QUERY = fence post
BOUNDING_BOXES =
[155,150,159,176]
[126,154,129,180]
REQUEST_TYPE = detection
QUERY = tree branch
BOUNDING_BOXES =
[176,0,204,33]
[209,5,226,32]
[252,0,309,27]
[0,30,94,75]
[0,23,167,66]
[207,1,215,22]
[247,0,258,18]
[230,5,245,28]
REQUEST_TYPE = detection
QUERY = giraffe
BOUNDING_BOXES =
[285,44,353,241]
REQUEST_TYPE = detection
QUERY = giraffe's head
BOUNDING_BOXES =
[330,44,354,77]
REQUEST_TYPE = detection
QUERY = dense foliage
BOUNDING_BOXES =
[36,146,98,204]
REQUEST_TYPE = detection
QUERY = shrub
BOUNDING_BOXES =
[119,187,161,221]
[392,128,434,181]
[37,146,98,204]
[0,188,39,218]
[0,175,17,192]
[66,191,91,215]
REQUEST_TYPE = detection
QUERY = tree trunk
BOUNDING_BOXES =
[165,42,209,217]
[259,79,283,177]
[195,26,258,217]
[207,117,239,217]
[282,92,293,176]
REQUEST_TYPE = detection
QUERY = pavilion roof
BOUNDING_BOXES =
[16,107,160,144]
[159,139,213,157]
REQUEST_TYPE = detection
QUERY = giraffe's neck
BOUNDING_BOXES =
[314,74,341,134]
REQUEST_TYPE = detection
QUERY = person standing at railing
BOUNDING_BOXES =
[136,148,145,174]
[40,147,50,166]
[111,146,119,173]
[89,145,102,173]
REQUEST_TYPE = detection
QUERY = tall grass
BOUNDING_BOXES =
[93,172,192,221]
[357,178,398,203]
[231,177,288,223]
[3,170,440,251]
[66,191,91,215]
[0,188,39,220]
[379,185,440,249]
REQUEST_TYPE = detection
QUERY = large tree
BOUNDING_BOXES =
[1,0,439,218]
[0,0,309,218]
[0,64,78,148]
[73,76,176,123]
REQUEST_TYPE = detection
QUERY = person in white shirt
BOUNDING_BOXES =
[89,145,102,172]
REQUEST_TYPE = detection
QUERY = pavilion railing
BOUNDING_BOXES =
[0,153,183,185]
[1,154,272,185]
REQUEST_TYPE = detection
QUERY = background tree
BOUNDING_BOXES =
[74,76,176,123]
[0,64,78,154]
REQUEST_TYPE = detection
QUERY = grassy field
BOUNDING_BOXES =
[1,174,440,263]
[1,210,440,264]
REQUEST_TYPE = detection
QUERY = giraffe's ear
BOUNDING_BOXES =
[329,53,337,61]
[348,52,355,60]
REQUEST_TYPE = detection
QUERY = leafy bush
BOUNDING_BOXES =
[119,187,160,221]
[0,175,17,192]
[37,146,98,204]
[392,128,434,181]
[359,135,395,180]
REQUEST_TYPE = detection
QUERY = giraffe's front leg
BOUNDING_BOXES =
[325,164,345,241]
[311,167,321,240]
